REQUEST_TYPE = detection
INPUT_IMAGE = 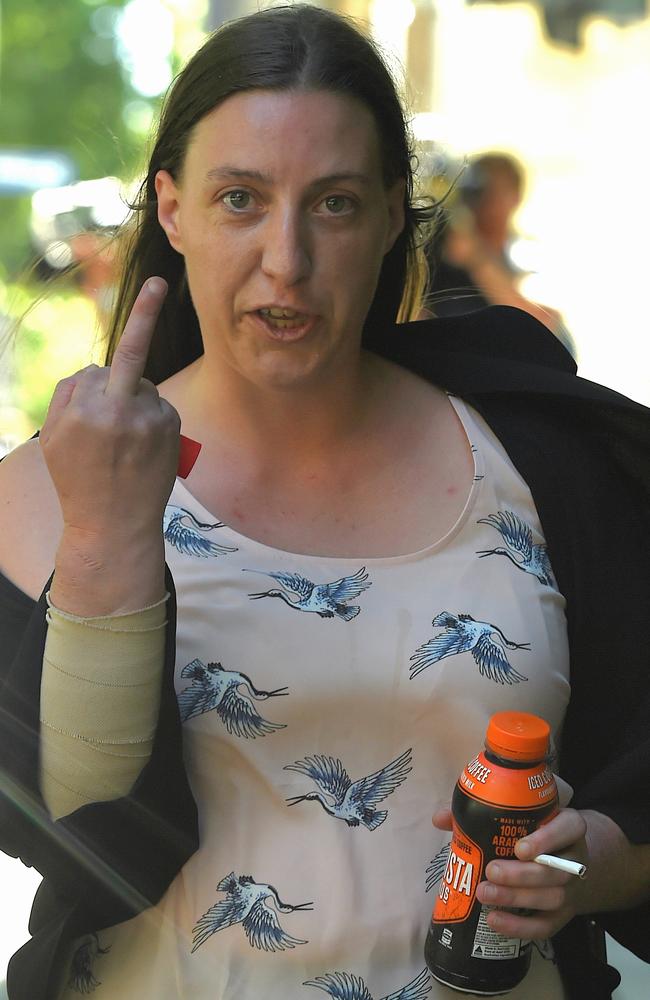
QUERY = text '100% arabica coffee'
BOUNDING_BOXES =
[425,711,559,995]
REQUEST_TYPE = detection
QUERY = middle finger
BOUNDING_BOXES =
[106,278,167,397]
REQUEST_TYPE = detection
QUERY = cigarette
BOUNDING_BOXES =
[533,854,587,878]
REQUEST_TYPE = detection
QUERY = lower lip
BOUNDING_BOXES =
[247,311,318,342]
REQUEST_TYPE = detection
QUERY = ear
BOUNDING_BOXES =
[384,177,406,255]
[155,170,184,255]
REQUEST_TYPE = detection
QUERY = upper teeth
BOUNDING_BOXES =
[261,307,300,318]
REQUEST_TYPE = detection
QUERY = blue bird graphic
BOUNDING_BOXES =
[410,612,529,685]
[304,967,431,1000]
[284,748,412,830]
[425,843,451,893]
[67,933,110,994]
[476,510,554,586]
[178,658,288,737]
[192,872,312,954]
[163,504,238,557]
[246,566,371,621]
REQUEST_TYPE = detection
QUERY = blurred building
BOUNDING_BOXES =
[206,2,647,47]
[469,1,646,46]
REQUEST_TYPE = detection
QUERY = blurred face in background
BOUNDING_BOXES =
[472,164,522,242]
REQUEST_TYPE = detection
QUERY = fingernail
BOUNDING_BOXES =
[146,277,166,296]
[516,839,533,860]
[488,863,501,879]
[482,884,497,902]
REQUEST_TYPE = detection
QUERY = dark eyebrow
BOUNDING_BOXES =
[205,166,371,187]
[205,167,272,184]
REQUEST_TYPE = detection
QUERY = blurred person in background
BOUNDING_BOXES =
[0,5,648,1000]
[69,231,118,332]
[427,152,576,357]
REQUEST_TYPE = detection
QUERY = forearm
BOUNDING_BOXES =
[50,527,167,615]
[40,595,168,820]
[577,809,650,915]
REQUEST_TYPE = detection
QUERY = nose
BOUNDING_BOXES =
[260,207,311,286]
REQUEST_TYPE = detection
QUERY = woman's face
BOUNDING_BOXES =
[155,88,405,391]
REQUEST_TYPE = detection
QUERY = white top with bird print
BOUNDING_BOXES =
[62,396,571,1000]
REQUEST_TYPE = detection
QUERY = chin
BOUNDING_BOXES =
[242,336,343,391]
[250,359,328,392]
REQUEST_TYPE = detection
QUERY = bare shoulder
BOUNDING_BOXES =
[368,351,449,419]
[0,437,62,599]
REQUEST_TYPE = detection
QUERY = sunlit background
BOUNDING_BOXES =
[1,0,649,994]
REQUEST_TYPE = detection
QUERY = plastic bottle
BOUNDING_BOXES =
[425,711,559,995]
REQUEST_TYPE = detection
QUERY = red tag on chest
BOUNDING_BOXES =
[177,434,201,478]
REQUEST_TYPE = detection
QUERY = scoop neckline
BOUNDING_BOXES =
[170,395,484,567]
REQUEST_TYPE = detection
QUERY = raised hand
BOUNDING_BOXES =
[41,278,179,535]
[41,278,181,613]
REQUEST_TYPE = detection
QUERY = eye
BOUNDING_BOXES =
[320,194,355,216]
[221,189,253,211]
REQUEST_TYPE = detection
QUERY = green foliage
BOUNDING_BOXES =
[1,278,101,436]
[1,0,136,177]
[0,1,202,449]
[0,0,148,273]
[1,201,40,282]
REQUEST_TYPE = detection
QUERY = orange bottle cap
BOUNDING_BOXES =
[486,711,550,761]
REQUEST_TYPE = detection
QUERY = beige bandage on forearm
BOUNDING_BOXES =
[39,594,168,821]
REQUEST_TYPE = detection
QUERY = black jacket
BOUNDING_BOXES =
[1,306,648,999]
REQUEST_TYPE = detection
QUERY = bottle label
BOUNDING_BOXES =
[432,752,558,934]
[435,821,483,923]
[459,753,557,808]
[470,906,522,960]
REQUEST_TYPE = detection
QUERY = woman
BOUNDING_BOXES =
[0,6,648,999]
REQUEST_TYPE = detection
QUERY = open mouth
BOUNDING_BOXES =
[249,306,317,342]
[256,307,312,334]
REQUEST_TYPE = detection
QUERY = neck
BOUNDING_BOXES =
[476,223,509,257]
[164,349,384,471]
